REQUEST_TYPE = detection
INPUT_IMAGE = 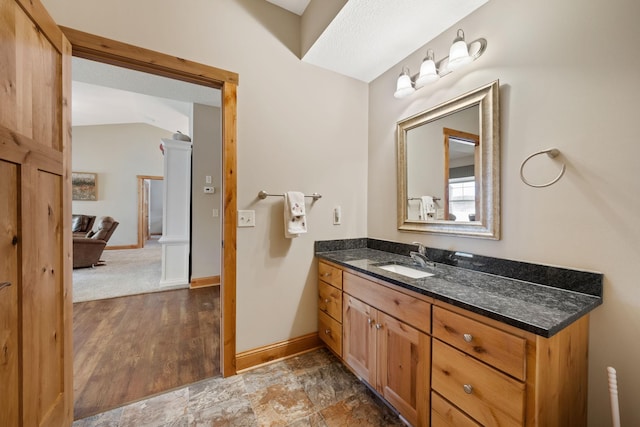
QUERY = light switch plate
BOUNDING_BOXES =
[238,210,255,227]
[333,206,341,225]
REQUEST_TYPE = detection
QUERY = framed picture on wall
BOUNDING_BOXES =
[72,172,98,201]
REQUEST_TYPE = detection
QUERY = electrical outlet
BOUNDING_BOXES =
[205,175,212,184]
[238,210,255,227]
[212,208,219,218]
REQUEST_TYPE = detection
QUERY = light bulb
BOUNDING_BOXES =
[448,29,472,70]
[415,49,439,88]
[394,68,415,98]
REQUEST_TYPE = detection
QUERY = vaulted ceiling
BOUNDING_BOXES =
[72,0,488,129]
[267,0,488,82]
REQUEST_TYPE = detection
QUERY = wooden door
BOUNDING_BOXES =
[0,0,73,425]
[0,163,20,426]
[377,312,430,427]
[342,295,376,386]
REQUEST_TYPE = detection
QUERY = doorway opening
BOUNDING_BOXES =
[138,175,163,249]
[64,26,237,419]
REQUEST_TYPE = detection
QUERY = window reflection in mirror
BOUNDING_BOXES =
[443,124,479,222]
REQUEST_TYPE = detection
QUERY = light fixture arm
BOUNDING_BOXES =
[453,29,466,44]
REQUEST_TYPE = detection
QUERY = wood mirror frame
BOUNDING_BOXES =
[397,80,500,239]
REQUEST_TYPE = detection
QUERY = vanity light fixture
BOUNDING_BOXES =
[448,29,474,70]
[394,29,487,99]
[394,66,415,98]
[415,49,439,88]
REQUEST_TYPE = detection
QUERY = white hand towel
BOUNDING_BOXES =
[418,199,427,220]
[284,191,307,238]
[421,196,436,218]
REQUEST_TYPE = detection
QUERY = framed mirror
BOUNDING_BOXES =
[397,80,500,239]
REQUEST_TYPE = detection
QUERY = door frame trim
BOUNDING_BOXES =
[62,27,238,376]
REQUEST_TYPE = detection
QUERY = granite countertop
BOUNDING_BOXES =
[316,247,603,338]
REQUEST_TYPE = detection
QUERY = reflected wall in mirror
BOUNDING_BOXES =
[397,80,500,239]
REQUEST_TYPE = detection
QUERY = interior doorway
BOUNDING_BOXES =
[61,26,237,379]
[137,175,163,249]
[64,25,238,420]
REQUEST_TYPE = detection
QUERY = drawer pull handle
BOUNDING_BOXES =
[463,384,474,394]
[324,298,330,303]
[321,273,331,277]
[463,333,473,343]
[324,329,331,335]
[0,282,11,291]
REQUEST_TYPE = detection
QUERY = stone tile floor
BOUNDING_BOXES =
[73,348,406,426]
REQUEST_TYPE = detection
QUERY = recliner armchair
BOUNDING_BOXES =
[71,214,96,237]
[73,216,119,268]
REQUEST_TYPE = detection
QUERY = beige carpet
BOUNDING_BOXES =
[72,239,164,303]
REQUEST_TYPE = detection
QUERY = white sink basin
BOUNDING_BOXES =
[377,264,434,279]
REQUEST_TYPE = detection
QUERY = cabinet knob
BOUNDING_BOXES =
[375,323,382,330]
[324,298,330,304]
[463,333,473,343]
[367,318,374,325]
[324,329,331,335]
[463,384,474,394]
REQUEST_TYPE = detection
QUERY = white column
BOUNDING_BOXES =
[159,138,192,288]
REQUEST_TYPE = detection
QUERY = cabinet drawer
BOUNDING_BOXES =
[318,261,343,289]
[432,340,525,427]
[432,306,526,381]
[343,272,430,334]
[318,310,342,357]
[318,280,342,322]
[431,392,481,427]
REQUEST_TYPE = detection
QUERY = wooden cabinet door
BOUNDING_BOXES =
[377,312,430,427]
[0,0,73,425]
[342,295,376,386]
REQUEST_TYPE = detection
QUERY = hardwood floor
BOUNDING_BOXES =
[73,287,220,420]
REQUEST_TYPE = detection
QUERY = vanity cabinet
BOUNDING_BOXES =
[431,304,588,427]
[342,271,431,427]
[317,261,343,356]
[316,258,591,427]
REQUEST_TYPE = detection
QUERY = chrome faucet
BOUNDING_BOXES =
[413,242,427,256]
[410,242,433,268]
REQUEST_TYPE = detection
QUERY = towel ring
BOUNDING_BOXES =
[520,148,566,188]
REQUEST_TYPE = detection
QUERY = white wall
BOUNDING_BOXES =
[191,103,222,279]
[71,123,169,246]
[368,0,640,425]
[44,0,369,352]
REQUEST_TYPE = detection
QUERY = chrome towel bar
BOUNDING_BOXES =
[408,196,441,202]
[258,190,322,201]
